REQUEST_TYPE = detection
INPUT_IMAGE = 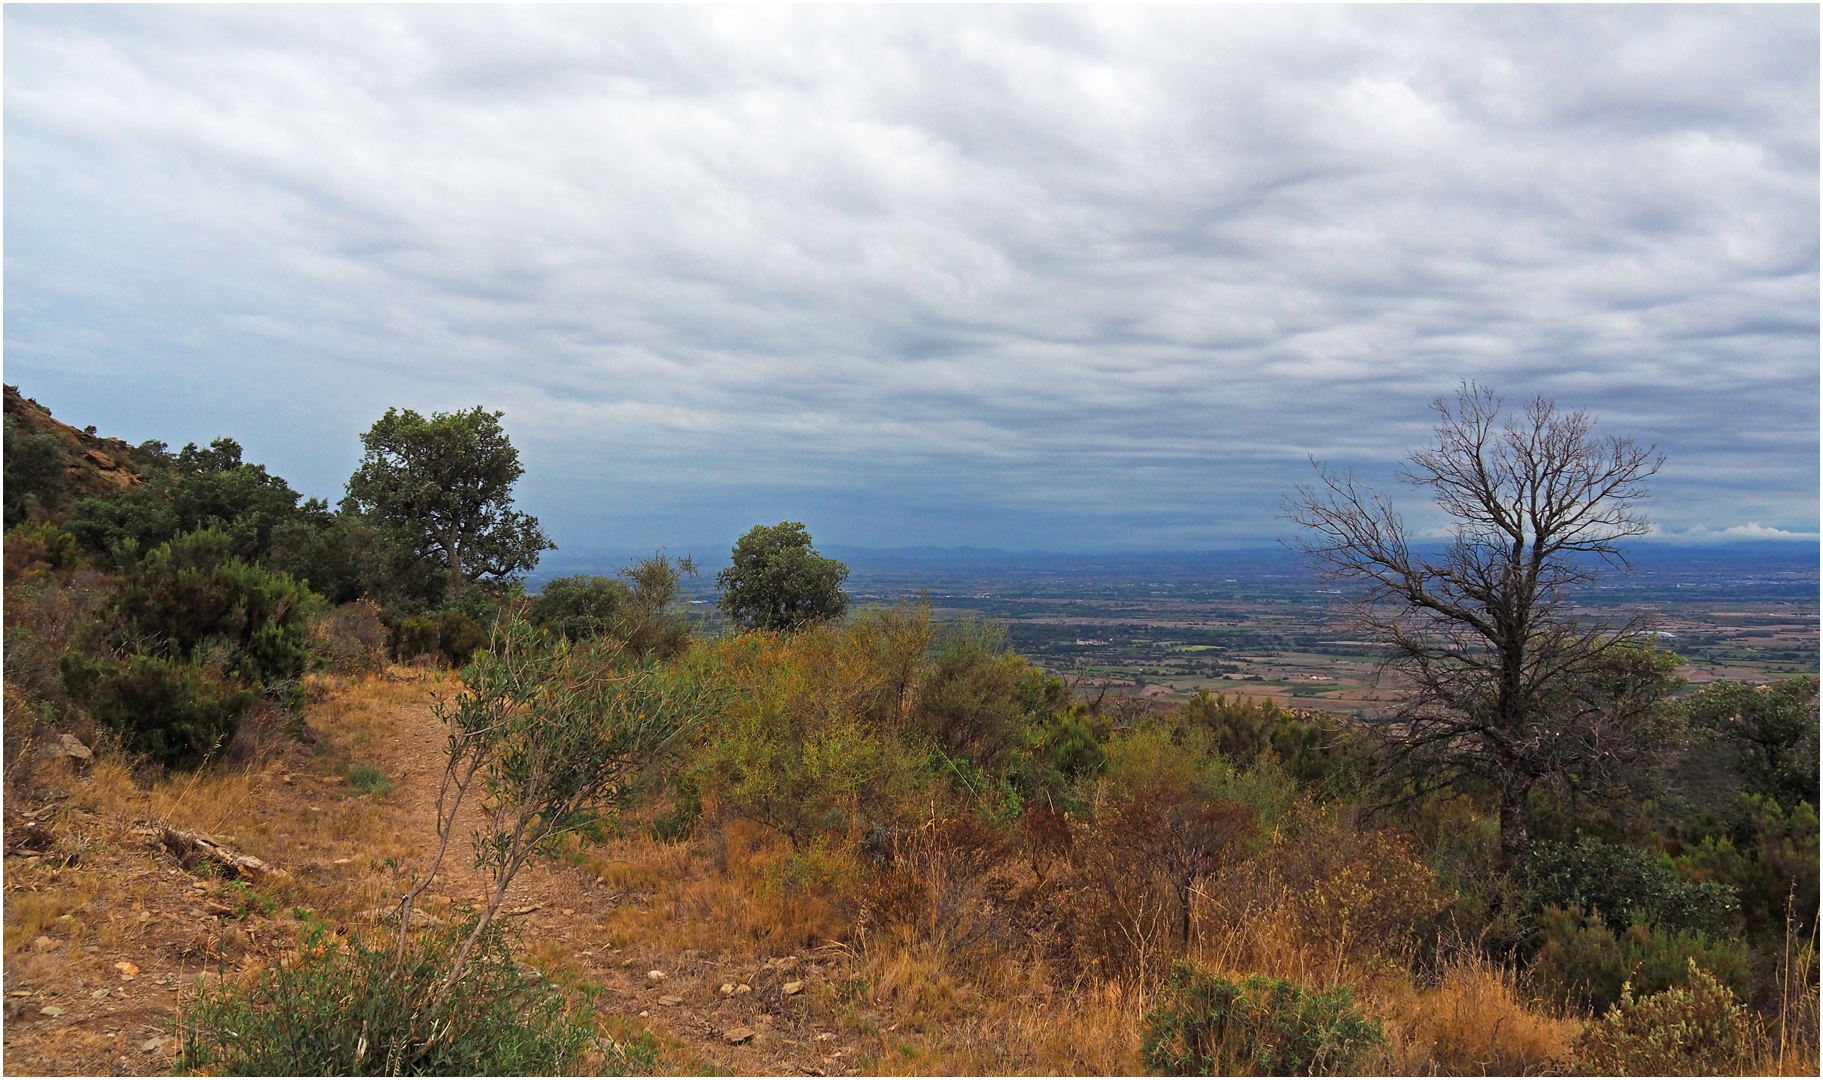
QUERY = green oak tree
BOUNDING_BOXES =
[716,521,849,631]
[343,407,553,599]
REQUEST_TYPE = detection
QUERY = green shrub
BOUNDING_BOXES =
[1003,708,1105,813]
[55,528,316,768]
[1178,692,1364,792]
[3,414,70,529]
[112,527,314,685]
[1570,961,1753,1076]
[65,435,315,566]
[613,553,698,662]
[912,617,1030,770]
[1141,961,1385,1076]
[180,920,593,1076]
[393,615,441,660]
[59,651,254,769]
[1682,677,1819,811]
[1530,906,1752,1014]
[1184,690,1284,757]
[691,625,931,849]
[699,684,898,848]
[1673,796,1819,939]
[438,610,487,666]
[530,574,629,641]
[1524,839,1738,935]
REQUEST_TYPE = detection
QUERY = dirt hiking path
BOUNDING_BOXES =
[3,668,868,1076]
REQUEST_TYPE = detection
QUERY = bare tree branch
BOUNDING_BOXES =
[1284,382,1676,867]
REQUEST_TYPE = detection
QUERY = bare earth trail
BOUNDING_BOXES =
[2,670,865,1076]
[359,678,857,1076]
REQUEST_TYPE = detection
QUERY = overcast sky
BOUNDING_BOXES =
[6,5,1817,554]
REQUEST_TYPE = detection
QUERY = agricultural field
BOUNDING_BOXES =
[827,544,1820,715]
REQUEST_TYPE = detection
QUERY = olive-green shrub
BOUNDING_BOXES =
[1570,961,1753,1076]
[1530,906,1752,1014]
[180,920,592,1076]
[1141,961,1384,1076]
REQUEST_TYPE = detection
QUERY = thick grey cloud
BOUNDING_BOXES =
[6,5,1816,552]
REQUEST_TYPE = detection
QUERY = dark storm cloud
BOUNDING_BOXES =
[5,5,1816,551]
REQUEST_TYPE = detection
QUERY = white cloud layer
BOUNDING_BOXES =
[5,5,1816,551]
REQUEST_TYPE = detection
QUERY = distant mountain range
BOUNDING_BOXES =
[530,539,1817,592]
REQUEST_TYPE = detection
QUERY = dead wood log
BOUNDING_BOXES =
[141,823,288,882]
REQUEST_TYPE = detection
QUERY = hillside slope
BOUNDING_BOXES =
[3,386,148,504]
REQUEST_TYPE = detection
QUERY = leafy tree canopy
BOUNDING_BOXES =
[715,521,848,632]
[1682,676,1820,811]
[66,436,320,565]
[343,407,553,598]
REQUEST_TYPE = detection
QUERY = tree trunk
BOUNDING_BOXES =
[1497,779,1532,871]
[448,534,465,598]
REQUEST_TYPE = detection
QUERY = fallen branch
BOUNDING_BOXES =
[141,823,288,883]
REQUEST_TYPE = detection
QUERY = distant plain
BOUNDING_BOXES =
[592,542,1821,717]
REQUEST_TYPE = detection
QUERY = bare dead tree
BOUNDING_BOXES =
[1285,383,1674,867]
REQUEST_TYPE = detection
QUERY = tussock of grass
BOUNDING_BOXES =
[346,763,394,796]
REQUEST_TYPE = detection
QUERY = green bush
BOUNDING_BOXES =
[690,625,930,849]
[180,921,594,1076]
[1179,691,1365,792]
[438,610,487,667]
[1682,677,1819,811]
[55,528,316,768]
[1141,961,1385,1076]
[1673,797,1819,939]
[112,528,315,685]
[1184,690,1283,758]
[59,651,254,769]
[66,436,316,566]
[530,574,629,641]
[1570,961,1753,1076]
[1530,906,1752,1014]
[1524,839,1738,935]
[3,415,70,529]
[1029,705,1107,779]
[912,617,1030,770]
[613,554,698,662]
[698,674,899,849]
[394,615,441,660]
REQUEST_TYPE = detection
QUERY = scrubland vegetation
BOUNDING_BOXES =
[5,383,1817,1076]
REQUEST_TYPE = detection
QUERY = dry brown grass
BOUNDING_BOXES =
[1367,955,1579,1075]
[1,665,481,1075]
[544,798,1591,1076]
